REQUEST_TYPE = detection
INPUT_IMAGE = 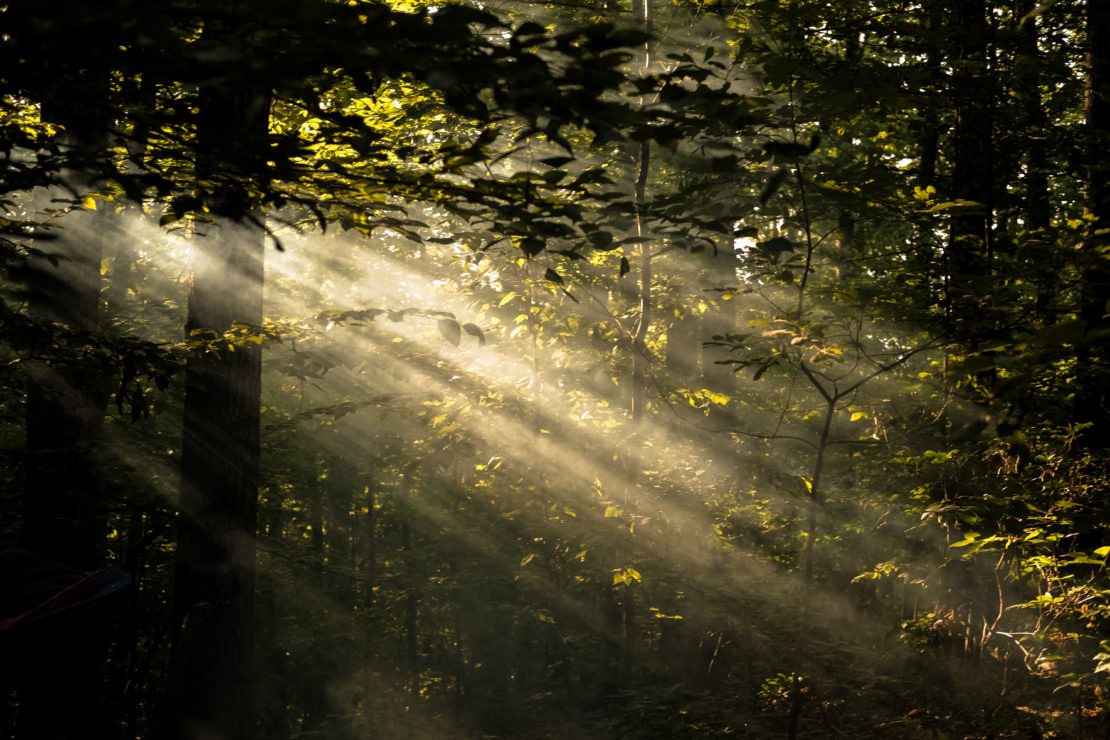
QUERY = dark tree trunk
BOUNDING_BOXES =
[21,101,110,571]
[1015,0,1050,233]
[1076,0,1110,447]
[165,31,269,739]
[912,4,944,314]
[364,483,378,613]
[327,457,357,598]
[1009,0,1058,324]
[15,91,114,740]
[946,0,994,366]
[402,514,420,697]
[630,0,653,425]
[308,461,325,558]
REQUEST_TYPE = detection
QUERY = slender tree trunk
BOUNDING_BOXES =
[918,4,940,192]
[946,0,994,380]
[1076,0,1110,447]
[308,462,325,559]
[949,0,993,292]
[21,102,109,571]
[16,91,114,740]
[327,457,357,598]
[630,143,651,424]
[1015,0,1050,232]
[621,583,636,686]
[913,4,944,314]
[1009,0,1056,324]
[402,516,419,697]
[166,31,269,738]
[364,483,378,613]
[630,0,653,424]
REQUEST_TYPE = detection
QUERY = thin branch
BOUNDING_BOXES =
[797,359,833,404]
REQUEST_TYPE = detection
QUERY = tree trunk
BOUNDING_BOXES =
[1010,0,1056,322]
[946,0,994,373]
[327,457,357,598]
[911,4,944,314]
[165,38,269,739]
[21,100,110,570]
[1076,0,1110,447]
[15,90,114,740]
[630,0,653,424]
[1015,0,1050,232]
[917,6,940,192]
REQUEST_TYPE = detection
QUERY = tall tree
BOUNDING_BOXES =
[165,15,270,739]
[20,101,110,571]
[947,0,994,365]
[9,25,121,737]
[630,0,654,424]
[1077,0,1110,447]
[1014,0,1051,233]
[6,0,135,573]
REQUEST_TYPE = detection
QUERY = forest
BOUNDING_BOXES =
[0,0,1108,738]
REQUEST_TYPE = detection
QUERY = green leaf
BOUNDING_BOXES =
[702,389,730,406]
[924,200,987,214]
[438,318,461,346]
[462,323,486,346]
[949,533,980,548]
[759,169,788,205]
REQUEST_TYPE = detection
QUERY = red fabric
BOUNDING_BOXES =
[0,569,106,634]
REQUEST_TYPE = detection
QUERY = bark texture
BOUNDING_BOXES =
[1077,0,1110,446]
[947,0,994,352]
[167,33,269,739]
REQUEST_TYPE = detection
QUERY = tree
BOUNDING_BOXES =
[1,7,128,736]
[20,87,112,571]
[164,16,270,740]
[946,0,994,379]
[1077,0,1110,447]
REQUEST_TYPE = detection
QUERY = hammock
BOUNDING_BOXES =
[0,565,132,645]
